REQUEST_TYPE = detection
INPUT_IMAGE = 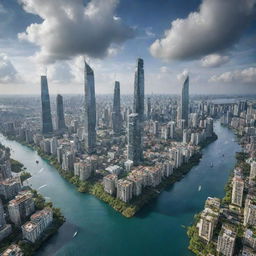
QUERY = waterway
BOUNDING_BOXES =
[0,121,240,256]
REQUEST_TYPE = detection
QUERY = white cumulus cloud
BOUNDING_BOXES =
[200,54,230,68]
[177,70,189,82]
[0,54,18,83]
[150,0,256,61]
[209,67,256,84]
[18,0,134,64]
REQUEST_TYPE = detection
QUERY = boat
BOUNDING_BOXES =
[210,162,213,168]
[36,160,39,164]
[222,154,225,157]
[198,185,202,191]
[73,231,78,238]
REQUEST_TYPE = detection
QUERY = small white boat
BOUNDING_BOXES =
[39,168,44,173]
[198,185,202,191]
[73,231,78,238]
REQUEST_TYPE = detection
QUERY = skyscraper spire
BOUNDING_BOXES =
[56,94,66,132]
[41,75,53,134]
[84,60,96,154]
[112,81,122,134]
[133,58,144,121]
[181,75,189,127]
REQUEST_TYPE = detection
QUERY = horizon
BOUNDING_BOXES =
[0,0,255,95]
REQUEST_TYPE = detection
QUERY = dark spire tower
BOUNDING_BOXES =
[133,58,144,122]
[112,81,122,134]
[56,94,66,131]
[128,58,144,164]
[181,76,189,127]
[84,61,96,154]
[41,75,53,134]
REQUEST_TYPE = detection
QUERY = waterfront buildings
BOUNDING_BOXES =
[0,177,21,200]
[231,175,244,207]
[103,174,118,195]
[22,207,53,243]
[112,81,122,134]
[8,190,35,226]
[84,61,96,154]
[2,244,23,256]
[198,197,220,242]
[56,94,66,132]
[41,76,53,134]
[244,198,256,226]
[116,179,133,203]
[0,199,12,241]
[181,76,189,127]
[217,225,236,256]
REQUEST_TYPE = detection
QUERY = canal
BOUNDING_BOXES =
[0,121,240,256]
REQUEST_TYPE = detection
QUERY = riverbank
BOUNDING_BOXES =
[0,143,65,256]
[187,139,250,255]
[4,133,217,218]
[0,187,65,256]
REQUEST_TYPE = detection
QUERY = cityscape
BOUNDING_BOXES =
[0,0,256,256]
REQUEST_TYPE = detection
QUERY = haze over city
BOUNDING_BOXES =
[0,0,255,95]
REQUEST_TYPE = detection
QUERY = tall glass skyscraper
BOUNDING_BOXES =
[41,75,53,134]
[128,58,144,164]
[56,94,66,132]
[112,81,122,134]
[84,61,96,154]
[181,76,189,127]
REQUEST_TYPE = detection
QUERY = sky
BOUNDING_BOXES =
[0,0,256,95]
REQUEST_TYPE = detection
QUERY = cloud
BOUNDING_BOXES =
[209,67,256,84]
[47,61,74,83]
[0,54,18,83]
[200,54,230,68]
[150,0,256,61]
[177,70,189,82]
[18,0,134,64]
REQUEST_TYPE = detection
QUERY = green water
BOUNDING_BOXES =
[0,121,240,256]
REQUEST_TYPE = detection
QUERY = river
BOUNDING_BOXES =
[0,121,240,256]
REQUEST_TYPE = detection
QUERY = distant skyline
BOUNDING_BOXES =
[0,0,255,95]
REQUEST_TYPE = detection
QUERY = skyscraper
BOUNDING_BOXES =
[56,94,66,132]
[133,58,144,122]
[41,76,53,134]
[181,76,189,127]
[147,97,151,120]
[127,113,141,166]
[132,58,144,161]
[112,81,122,134]
[84,61,96,154]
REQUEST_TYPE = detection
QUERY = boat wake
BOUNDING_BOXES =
[38,184,47,190]
[39,168,44,173]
